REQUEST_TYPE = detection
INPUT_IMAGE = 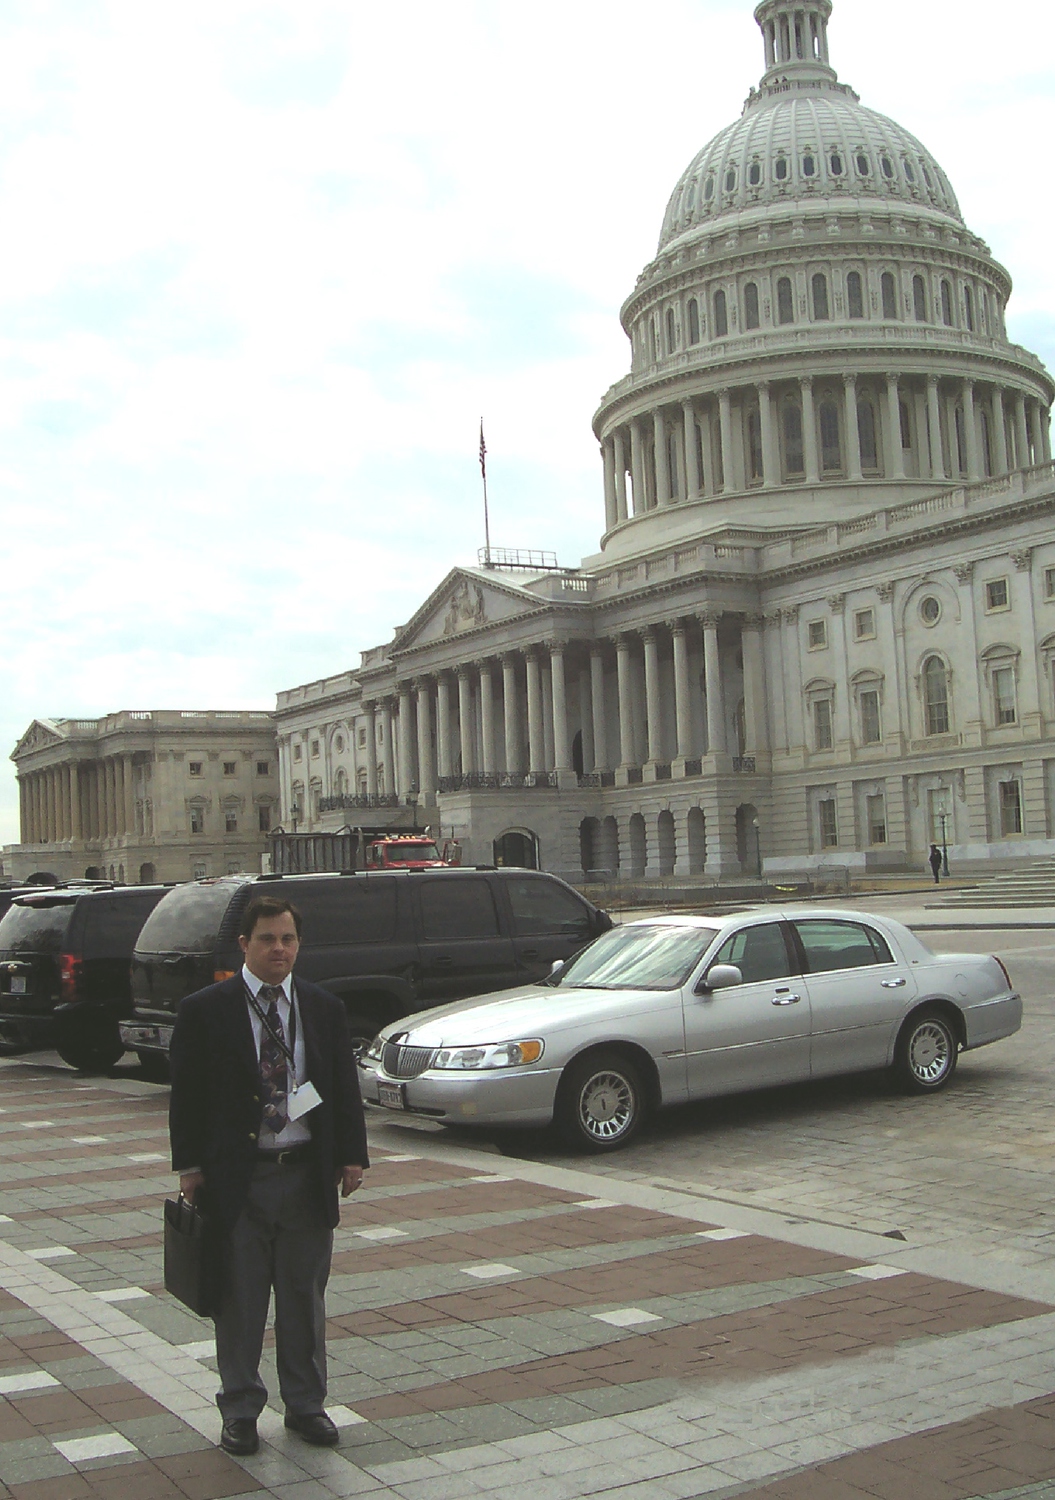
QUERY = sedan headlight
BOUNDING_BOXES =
[431,1039,545,1070]
[361,1036,384,1064]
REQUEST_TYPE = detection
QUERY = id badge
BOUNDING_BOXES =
[288,1081,323,1121]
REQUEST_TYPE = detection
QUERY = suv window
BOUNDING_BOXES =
[420,879,499,940]
[794,919,892,973]
[294,881,397,945]
[713,923,793,984]
[136,881,240,954]
[507,876,592,938]
[76,894,164,959]
[0,899,75,956]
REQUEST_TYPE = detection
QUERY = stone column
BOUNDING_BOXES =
[18,778,27,843]
[927,376,946,479]
[435,678,453,781]
[590,646,608,773]
[963,380,981,481]
[415,680,434,799]
[642,628,663,765]
[758,381,777,488]
[363,702,378,797]
[653,409,671,505]
[502,653,521,774]
[630,418,646,514]
[616,635,635,769]
[479,661,496,775]
[525,650,545,774]
[1014,392,1030,469]
[457,668,476,776]
[91,764,101,840]
[741,614,769,755]
[397,686,414,796]
[676,399,697,500]
[701,612,725,754]
[1031,399,1046,466]
[549,643,571,776]
[885,374,905,479]
[800,377,820,483]
[106,759,118,838]
[37,773,46,842]
[602,440,618,531]
[991,389,1009,475]
[70,763,81,840]
[843,374,863,480]
[1042,408,1052,463]
[671,621,693,763]
[717,388,734,494]
[613,429,628,521]
[381,700,396,796]
[123,756,135,835]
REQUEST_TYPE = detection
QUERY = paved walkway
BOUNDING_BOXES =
[3,1062,1055,1498]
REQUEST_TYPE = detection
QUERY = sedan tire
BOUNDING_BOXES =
[894,1008,958,1093]
[554,1049,647,1152]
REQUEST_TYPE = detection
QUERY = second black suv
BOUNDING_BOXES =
[123,868,611,1060]
[0,885,171,1071]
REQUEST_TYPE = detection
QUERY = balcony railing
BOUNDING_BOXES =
[436,772,557,793]
[578,771,616,789]
[318,793,401,812]
[732,756,757,773]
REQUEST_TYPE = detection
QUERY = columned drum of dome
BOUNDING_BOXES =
[593,0,1053,555]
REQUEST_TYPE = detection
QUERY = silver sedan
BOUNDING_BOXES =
[357,909,1021,1152]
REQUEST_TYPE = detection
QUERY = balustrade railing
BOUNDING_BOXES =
[732,756,757,773]
[318,793,401,812]
[436,772,557,793]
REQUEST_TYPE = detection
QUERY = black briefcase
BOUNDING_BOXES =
[164,1195,214,1317]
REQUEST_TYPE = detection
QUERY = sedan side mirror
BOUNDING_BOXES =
[696,963,742,994]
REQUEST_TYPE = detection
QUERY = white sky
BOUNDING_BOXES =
[1,0,1053,844]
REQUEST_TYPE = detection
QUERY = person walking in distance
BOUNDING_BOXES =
[929,844,943,884]
[169,896,368,1456]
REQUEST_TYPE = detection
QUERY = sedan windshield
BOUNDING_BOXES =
[558,925,719,991]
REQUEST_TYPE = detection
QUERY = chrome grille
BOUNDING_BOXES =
[382,1042,435,1079]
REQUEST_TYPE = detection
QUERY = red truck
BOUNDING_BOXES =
[364,836,459,871]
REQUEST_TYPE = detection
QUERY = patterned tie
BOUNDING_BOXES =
[258,985,288,1134]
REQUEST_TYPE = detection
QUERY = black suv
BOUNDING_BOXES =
[124,868,611,1059]
[0,885,171,1071]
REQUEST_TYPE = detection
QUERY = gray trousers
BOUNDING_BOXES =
[214,1161,333,1420]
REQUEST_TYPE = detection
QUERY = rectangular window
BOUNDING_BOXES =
[189,807,204,834]
[192,861,207,881]
[854,608,875,640]
[985,577,1009,611]
[311,739,320,758]
[257,760,270,776]
[866,794,887,844]
[258,804,271,832]
[293,744,302,762]
[993,667,1017,724]
[225,811,238,833]
[1045,566,1055,599]
[223,761,237,776]
[188,761,203,778]
[358,727,367,748]
[860,689,881,744]
[813,698,833,750]
[807,619,827,650]
[999,779,1022,836]
[818,798,838,848]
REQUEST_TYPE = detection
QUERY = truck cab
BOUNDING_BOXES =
[365,837,455,871]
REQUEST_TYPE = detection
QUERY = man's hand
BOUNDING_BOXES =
[337,1165,364,1198]
[180,1171,204,1205]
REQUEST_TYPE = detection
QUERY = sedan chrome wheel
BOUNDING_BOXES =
[895,1010,958,1093]
[555,1050,646,1151]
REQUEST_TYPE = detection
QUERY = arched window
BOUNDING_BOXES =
[748,160,762,186]
[703,175,714,201]
[783,401,804,476]
[940,279,953,326]
[335,768,348,796]
[921,162,933,189]
[847,271,864,319]
[880,155,894,179]
[802,151,816,178]
[812,272,830,320]
[649,320,658,361]
[666,307,676,352]
[747,408,764,482]
[819,400,841,471]
[923,657,950,735]
[855,151,871,176]
[687,298,700,344]
[775,155,788,181]
[777,276,794,325]
[744,281,760,329]
[724,166,736,193]
[903,158,916,183]
[964,284,975,332]
[912,275,927,322]
[881,272,898,319]
[713,288,728,337]
[858,400,878,470]
[829,151,844,176]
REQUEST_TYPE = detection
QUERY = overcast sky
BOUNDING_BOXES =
[1,0,1052,844]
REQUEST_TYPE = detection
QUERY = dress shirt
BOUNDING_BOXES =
[243,964,312,1150]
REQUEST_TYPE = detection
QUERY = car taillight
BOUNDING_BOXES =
[214,969,236,983]
[60,954,83,1002]
[992,955,1012,989]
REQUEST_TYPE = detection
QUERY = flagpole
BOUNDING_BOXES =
[479,418,492,567]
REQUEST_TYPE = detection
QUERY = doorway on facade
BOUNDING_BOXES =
[572,730,584,777]
[27,871,58,885]
[735,803,760,877]
[579,817,602,877]
[84,866,103,879]
[493,829,540,869]
[686,807,706,874]
[628,813,647,878]
[139,862,156,885]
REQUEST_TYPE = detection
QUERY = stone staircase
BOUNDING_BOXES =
[945,857,1055,906]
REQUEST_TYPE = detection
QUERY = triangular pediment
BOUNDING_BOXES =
[394,568,547,653]
[10,719,65,760]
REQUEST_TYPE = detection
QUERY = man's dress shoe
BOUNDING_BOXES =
[284,1411,340,1446]
[220,1417,259,1455]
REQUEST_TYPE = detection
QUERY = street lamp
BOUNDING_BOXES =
[939,812,950,878]
[752,817,763,886]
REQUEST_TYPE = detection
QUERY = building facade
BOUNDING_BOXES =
[274,0,1055,884]
[4,711,279,884]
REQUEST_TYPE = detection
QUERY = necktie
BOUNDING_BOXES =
[258,985,289,1134]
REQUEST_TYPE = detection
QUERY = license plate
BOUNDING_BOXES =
[9,977,26,995]
[377,1082,406,1110]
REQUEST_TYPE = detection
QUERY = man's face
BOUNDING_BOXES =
[240,912,300,985]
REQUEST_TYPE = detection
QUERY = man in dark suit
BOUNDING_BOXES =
[169,895,369,1457]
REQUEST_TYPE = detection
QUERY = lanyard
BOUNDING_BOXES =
[245,980,299,1084]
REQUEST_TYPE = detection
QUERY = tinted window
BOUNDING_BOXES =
[136,880,242,954]
[420,879,499,940]
[296,880,397,945]
[0,900,75,955]
[77,893,165,959]
[507,877,592,939]
[713,923,792,984]
[794,919,892,973]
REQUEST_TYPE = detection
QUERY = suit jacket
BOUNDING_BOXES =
[168,974,369,1233]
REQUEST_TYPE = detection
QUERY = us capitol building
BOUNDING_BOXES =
[276,0,1055,884]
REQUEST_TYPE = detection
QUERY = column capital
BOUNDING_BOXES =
[926,372,941,389]
[884,371,901,384]
[842,372,857,390]
[1011,547,1034,572]
[826,592,846,614]
[640,625,659,644]
[699,610,722,629]
[780,604,800,623]
[798,374,813,391]
[500,650,520,668]
[876,580,896,600]
[741,611,766,629]
[962,376,975,395]
[666,617,688,636]
[456,664,473,681]
[589,641,606,659]
[952,561,974,584]
[413,676,432,693]
[757,379,770,395]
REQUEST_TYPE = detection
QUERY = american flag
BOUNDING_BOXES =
[479,420,487,478]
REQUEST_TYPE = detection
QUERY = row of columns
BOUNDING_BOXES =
[600,378,1053,528]
[20,758,136,845]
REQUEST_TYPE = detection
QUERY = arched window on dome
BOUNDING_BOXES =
[963,284,975,333]
[748,160,762,187]
[923,656,950,736]
[921,162,934,190]
[744,282,760,330]
[881,272,898,320]
[775,154,788,182]
[746,407,764,484]
[912,275,928,322]
[847,271,864,320]
[903,158,916,183]
[777,277,794,325]
[713,289,728,338]
[687,298,700,345]
[783,400,805,478]
[858,399,879,472]
[724,166,737,193]
[802,151,816,178]
[855,151,871,177]
[666,307,677,353]
[880,155,895,179]
[829,150,844,176]
[703,175,714,202]
[812,273,830,321]
[819,400,842,472]
[940,279,954,327]
[981,290,990,335]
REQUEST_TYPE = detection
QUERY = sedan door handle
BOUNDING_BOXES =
[772,994,801,1005]
[520,949,540,960]
[881,977,907,988]
[433,957,454,968]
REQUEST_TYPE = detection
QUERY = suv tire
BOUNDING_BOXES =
[57,1018,124,1074]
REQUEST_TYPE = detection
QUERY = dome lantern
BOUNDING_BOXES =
[754,0,836,88]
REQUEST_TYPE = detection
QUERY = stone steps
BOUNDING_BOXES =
[946,858,1055,905]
